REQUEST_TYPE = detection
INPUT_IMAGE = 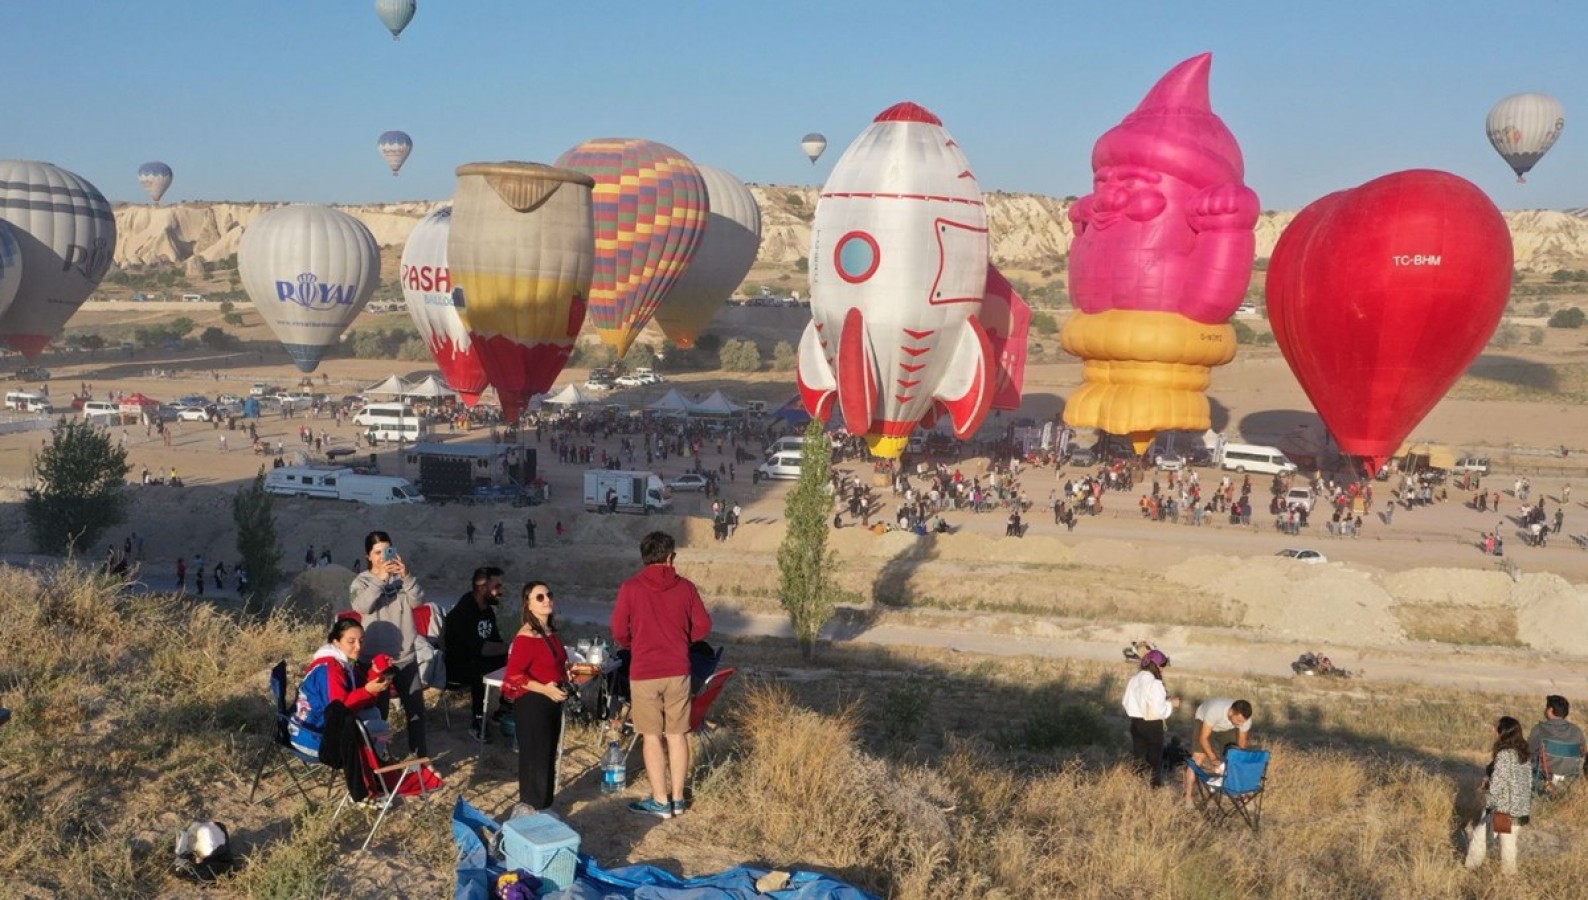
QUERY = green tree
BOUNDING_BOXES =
[169,317,197,339]
[771,340,797,371]
[719,338,762,372]
[218,300,235,316]
[25,419,131,554]
[775,418,837,659]
[1548,307,1586,329]
[1030,311,1059,334]
[78,334,107,351]
[626,342,659,371]
[199,326,238,350]
[794,256,809,274]
[232,472,283,617]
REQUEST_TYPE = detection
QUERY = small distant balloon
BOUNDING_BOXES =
[1486,93,1565,183]
[378,131,412,176]
[375,0,416,40]
[800,132,827,164]
[137,162,173,204]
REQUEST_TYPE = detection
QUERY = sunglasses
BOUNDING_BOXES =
[531,592,554,601]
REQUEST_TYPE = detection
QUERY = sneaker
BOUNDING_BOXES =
[670,798,689,817]
[629,798,673,819]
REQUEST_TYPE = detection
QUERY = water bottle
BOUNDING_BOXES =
[601,741,626,794]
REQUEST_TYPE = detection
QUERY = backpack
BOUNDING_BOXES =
[413,602,448,689]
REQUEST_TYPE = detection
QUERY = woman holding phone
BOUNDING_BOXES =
[1467,715,1532,873]
[503,581,569,816]
[349,530,430,759]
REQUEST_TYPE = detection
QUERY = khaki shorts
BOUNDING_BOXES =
[630,675,692,736]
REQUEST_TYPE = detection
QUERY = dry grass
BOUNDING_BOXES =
[1395,604,1522,646]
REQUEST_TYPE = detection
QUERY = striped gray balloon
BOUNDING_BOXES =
[1486,93,1565,183]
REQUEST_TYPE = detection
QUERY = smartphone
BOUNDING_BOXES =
[382,546,397,562]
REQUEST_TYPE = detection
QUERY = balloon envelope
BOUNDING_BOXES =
[240,205,381,373]
[0,223,20,324]
[378,131,413,176]
[448,162,596,423]
[1486,93,1565,182]
[137,162,173,204]
[1265,169,1513,476]
[0,160,116,359]
[554,138,707,356]
[401,206,489,407]
[374,0,416,39]
[653,164,761,348]
[801,133,827,164]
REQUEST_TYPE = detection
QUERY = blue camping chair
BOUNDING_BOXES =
[248,660,337,806]
[1535,738,1585,797]
[1188,747,1270,831]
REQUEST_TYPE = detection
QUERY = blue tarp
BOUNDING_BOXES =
[453,798,877,900]
[769,397,810,427]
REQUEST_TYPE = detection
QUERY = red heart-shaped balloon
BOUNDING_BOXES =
[1266,170,1513,476]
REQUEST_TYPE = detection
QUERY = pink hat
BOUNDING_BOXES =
[1091,53,1245,187]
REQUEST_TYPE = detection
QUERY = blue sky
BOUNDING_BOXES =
[3,1,1583,210]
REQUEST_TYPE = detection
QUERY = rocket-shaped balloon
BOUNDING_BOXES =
[798,102,1007,459]
[1061,53,1259,454]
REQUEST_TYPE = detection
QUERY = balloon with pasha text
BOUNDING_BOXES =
[400,206,490,407]
[447,162,595,424]
[239,205,381,373]
[1060,53,1259,455]
[0,160,116,360]
[1265,169,1513,478]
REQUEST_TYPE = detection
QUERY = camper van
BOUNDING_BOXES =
[265,466,424,505]
[1218,442,1298,475]
[353,403,431,442]
[4,390,52,413]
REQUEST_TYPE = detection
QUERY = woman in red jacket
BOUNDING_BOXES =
[503,581,569,815]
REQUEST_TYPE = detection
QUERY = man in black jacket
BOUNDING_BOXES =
[444,566,509,740]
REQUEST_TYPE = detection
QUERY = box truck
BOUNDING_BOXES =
[583,470,670,515]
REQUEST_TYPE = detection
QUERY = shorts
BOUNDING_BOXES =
[1206,729,1240,755]
[630,675,691,736]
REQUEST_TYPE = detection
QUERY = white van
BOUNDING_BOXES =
[81,400,119,420]
[337,474,425,506]
[757,451,803,480]
[264,466,352,499]
[4,390,52,413]
[1219,442,1297,475]
[763,435,807,459]
[353,403,432,442]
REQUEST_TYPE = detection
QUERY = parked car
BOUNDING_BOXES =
[177,405,217,422]
[1276,548,1327,564]
[1451,457,1491,476]
[1155,454,1186,472]
[1067,448,1097,467]
[216,393,242,406]
[1284,487,1316,512]
[615,374,647,388]
[665,473,710,492]
[16,366,49,381]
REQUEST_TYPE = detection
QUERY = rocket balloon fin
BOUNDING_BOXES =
[836,307,877,437]
[983,265,1032,411]
[796,319,838,422]
[932,313,995,439]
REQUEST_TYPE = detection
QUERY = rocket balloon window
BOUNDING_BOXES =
[835,231,880,284]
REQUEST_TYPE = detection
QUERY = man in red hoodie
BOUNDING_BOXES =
[611,531,713,818]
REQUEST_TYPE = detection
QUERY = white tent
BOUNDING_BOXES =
[542,383,599,407]
[363,374,411,398]
[403,375,457,400]
[689,390,744,416]
[646,388,694,416]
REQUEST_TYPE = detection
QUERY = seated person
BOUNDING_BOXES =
[1183,697,1254,808]
[290,616,396,799]
[1529,694,1587,789]
[445,566,511,740]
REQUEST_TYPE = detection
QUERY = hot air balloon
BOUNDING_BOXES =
[0,223,21,324]
[800,133,827,164]
[448,162,595,423]
[554,139,707,357]
[378,131,413,176]
[1487,93,1565,183]
[653,164,761,348]
[1266,169,1513,478]
[0,161,116,360]
[1060,53,1259,455]
[375,0,416,40]
[137,162,173,204]
[401,206,490,407]
[796,102,1005,459]
[239,205,380,373]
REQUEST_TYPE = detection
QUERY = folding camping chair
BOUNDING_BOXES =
[1188,747,1270,831]
[615,667,739,768]
[248,661,337,806]
[332,718,438,851]
[1536,738,1585,797]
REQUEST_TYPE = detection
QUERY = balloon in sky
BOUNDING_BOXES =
[239,205,380,373]
[378,131,413,176]
[801,133,827,164]
[401,206,490,408]
[1486,93,1565,183]
[554,138,707,357]
[653,164,762,349]
[797,102,1005,459]
[137,162,173,204]
[0,160,116,360]
[1060,53,1259,454]
[1265,169,1513,478]
[448,162,595,423]
[0,223,21,325]
[374,0,416,40]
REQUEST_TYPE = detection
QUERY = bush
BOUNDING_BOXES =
[347,326,422,359]
[199,327,239,351]
[1030,311,1059,334]
[625,342,659,371]
[1529,327,1546,345]
[398,338,432,362]
[1231,320,1258,344]
[570,341,616,369]
[771,340,797,371]
[25,418,131,554]
[1548,306,1586,329]
[1490,323,1522,348]
[720,338,762,373]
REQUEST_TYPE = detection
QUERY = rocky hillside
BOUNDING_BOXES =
[112,189,1588,273]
